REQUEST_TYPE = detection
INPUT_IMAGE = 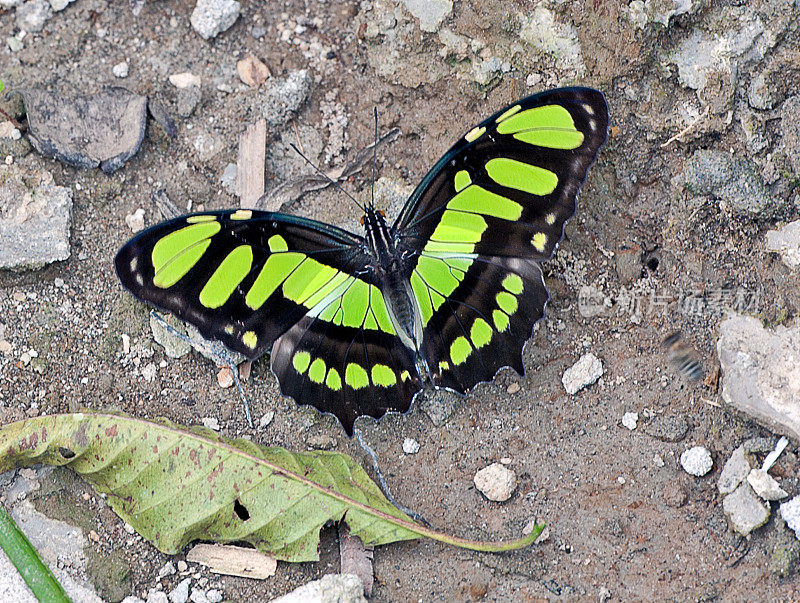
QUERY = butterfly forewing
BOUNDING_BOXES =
[115,210,372,360]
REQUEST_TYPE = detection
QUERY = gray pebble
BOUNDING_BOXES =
[643,415,689,442]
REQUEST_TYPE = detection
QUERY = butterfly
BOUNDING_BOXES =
[115,87,609,435]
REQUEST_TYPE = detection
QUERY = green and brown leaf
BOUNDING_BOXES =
[0,413,542,562]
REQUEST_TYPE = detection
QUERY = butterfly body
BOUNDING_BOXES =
[116,88,609,435]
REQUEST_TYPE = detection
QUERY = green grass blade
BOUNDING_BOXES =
[0,503,72,603]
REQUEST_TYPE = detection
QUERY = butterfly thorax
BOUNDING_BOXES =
[363,207,423,353]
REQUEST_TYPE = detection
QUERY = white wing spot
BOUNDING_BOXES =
[583,103,595,116]
[135,274,143,286]
[129,257,138,271]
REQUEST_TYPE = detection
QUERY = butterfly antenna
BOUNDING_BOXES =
[371,107,378,211]
[289,143,365,212]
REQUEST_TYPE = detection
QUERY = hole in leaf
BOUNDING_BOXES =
[233,499,250,521]
[58,447,76,459]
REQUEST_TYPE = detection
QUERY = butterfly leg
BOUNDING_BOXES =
[354,428,431,527]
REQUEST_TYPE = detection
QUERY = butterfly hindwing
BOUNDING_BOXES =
[272,313,422,436]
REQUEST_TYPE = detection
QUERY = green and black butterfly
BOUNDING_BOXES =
[115,87,609,435]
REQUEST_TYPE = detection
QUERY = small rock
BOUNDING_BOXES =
[205,591,222,603]
[402,438,420,454]
[747,468,788,501]
[168,578,191,603]
[141,363,157,382]
[519,7,585,77]
[125,208,145,232]
[642,414,689,442]
[474,463,516,502]
[201,417,220,431]
[506,382,520,394]
[190,0,241,40]
[306,434,337,450]
[680,446,713,477]
[663,482,688,508]
[158,561,176,579]
[718,445,750,495]
[652,454,665,468]
[260,70,311,128]
[189,589,208,603]
[217,367,234,389]
[718,314,800,441]
[177,560,188,572]
[169,73,201,89]
[16,0,52,33]
[220,163,237,194]
[177,86,202,118]
[147,592,169,603]
[683,149,775,216]
[269,574,365,603]
[237,55,270,87]
[49,0,76,10]
[780,495,800,540]
[122,597,145,603]
[622,412,638,431]
[403,0,452,33]
[561,353,603,395]
[6,35,23,52]
[258,411,274,429]
[150,314,191,358]
[0,166,73,271]
[748,71,784,110]
[765,220,800,269]
[112,61,130,78]
[723,482,770,536]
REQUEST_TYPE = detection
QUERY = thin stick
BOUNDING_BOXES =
[371,107,378,210]
[660,107,709,148]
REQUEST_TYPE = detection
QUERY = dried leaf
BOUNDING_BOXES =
[237,120,267,206]
[338,525,373,597]
[0,413,542,562]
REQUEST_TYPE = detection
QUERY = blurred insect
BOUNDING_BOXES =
[663,331,704,381]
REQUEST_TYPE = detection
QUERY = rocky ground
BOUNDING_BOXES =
[1,0,800,601]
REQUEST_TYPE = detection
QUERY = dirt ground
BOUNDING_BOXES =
[1,0,800,601]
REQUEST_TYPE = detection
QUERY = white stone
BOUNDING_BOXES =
[49,0,76,10]
[622,412,638,430]
[146,592,169,603]
[717,445,750,495]
[747,468,788,501]
[474,463,516,502]
[561,353,604,395]
[780,495,800,540]
[723,482,769,536]
[158,561,176,579]
[680,446,713,476]
[190,0,241,40]
[125,208,145,233]
[259,411,275,429]
[269,574,366,603]
[403,0,452,33]
[168,578,191,603]
[141,363,157,382]
[717,314,800,441]
[112,61,129,78]
[765,220,800,268]
[402,438,420,454]
[169,72,201,89]
[201,417,220,431]
[16,0,52,33]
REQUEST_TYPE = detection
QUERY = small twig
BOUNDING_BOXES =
[660,107,710,148]
[0,106,23,130]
